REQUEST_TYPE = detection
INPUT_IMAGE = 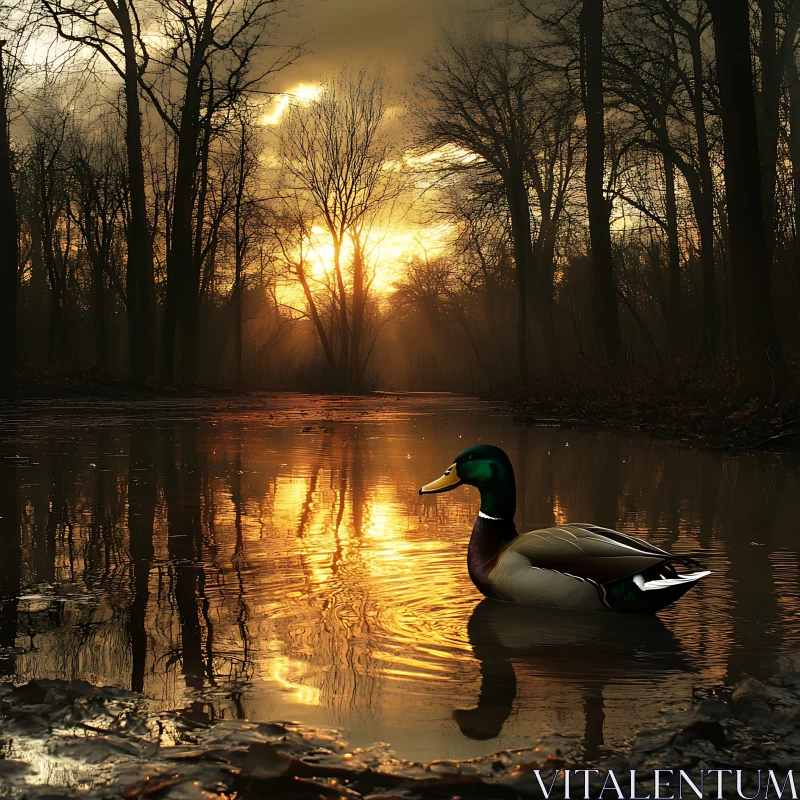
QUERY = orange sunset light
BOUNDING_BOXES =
[275,221,456,312]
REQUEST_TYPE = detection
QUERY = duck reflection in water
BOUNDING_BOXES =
[455,600,692,759]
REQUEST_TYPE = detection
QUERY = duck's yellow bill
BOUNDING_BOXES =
[419,463,462,495]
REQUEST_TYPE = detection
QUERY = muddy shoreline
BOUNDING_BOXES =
[484,386,800,454]
[0,671,797,799]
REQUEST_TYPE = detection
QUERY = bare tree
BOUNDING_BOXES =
[41,0,157,382]
[418,35,538,383]
[604,0,720,360]
[785,43,800,279]
[280,71,398,390]
[269,194,338,374]
[0,1,35,388]
[0,40,18,390]
[24,98,75,365]
[754,0,800,261]
[141,0,294,385]
[228,102,262,386]
[526,86,580,373]
[68,124,127,370]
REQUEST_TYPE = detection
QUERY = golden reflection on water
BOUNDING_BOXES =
[0,396,799,761]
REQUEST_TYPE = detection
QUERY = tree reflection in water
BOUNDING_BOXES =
[0,427,20,678]
[0,401,797,762]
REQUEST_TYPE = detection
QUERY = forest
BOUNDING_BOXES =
[0,0,796,398]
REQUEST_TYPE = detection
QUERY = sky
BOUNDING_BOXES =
[260,0,507,299]
[274,0,503,93]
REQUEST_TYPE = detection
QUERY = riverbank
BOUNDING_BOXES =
[6,368,800,454]
[486,382,800,452]
[0,670,797,799]
[3,368,235,400]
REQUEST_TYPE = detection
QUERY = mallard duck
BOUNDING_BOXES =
[419,444,709,614]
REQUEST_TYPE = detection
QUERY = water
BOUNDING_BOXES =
[0,394,798,763]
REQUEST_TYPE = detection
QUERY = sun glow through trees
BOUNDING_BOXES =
[263,80,464,312]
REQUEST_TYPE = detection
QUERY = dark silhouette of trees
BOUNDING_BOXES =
[26,100,75,365]
[0,0,798,397]
[0,41,18,391]
[754,0,800,262]
[604,0,719,359]
[41,0,158,382]
[68,127,126,371]
[419,36,539,383]
[127,428,156,693]
[141,0,291,386]
[228,103,262,387]
[580,0,623,367]
[657,0,719,361]
[708,0,791,395]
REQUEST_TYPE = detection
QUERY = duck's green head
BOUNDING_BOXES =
[418,444,516,520]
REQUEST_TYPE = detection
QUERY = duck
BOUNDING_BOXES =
[419,444,709,614]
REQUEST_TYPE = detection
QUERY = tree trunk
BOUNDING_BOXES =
[663,151,682,358]
[29,214,47,362]
[174,79,203,386]
[506,177,532,384]
[92,248,107,370]
[233,274,243,386]
[709,0,791,395]
[695,186,718,360]
[757,0,780,260]
[0,45,18,391]
[163,60,205,386]
[537,215,559,375]
[786,54,800,283]
[686,26,719,359]
[755,0,799,261]
[233,118,245,388]
[160,266,178,382]
[47,291,62,366]
[349,235,365,390]
[580,0,622,366]
[296,262,337,372]
[332,239,349,388]
[119,0,156,384]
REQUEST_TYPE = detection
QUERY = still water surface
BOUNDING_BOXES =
[0,394,798,762]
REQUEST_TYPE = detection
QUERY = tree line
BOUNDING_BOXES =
[405,0,800,397]
[0,0,799,396]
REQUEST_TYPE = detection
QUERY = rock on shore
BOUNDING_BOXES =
[1,671,799,799]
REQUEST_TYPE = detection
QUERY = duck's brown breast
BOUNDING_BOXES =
[467,517,517,601]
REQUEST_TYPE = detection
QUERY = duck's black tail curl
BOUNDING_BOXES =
[603,558,709,614]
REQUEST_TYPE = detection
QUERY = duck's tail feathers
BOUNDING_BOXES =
[633,570,710,592]
[628,568,709,613]
[604,564,710,614]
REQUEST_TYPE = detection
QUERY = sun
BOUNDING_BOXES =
[275,221,457,314]
[260,83,323,126]
[300,223,455,293]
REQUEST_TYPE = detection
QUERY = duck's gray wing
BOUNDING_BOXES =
[505,523,676,585]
